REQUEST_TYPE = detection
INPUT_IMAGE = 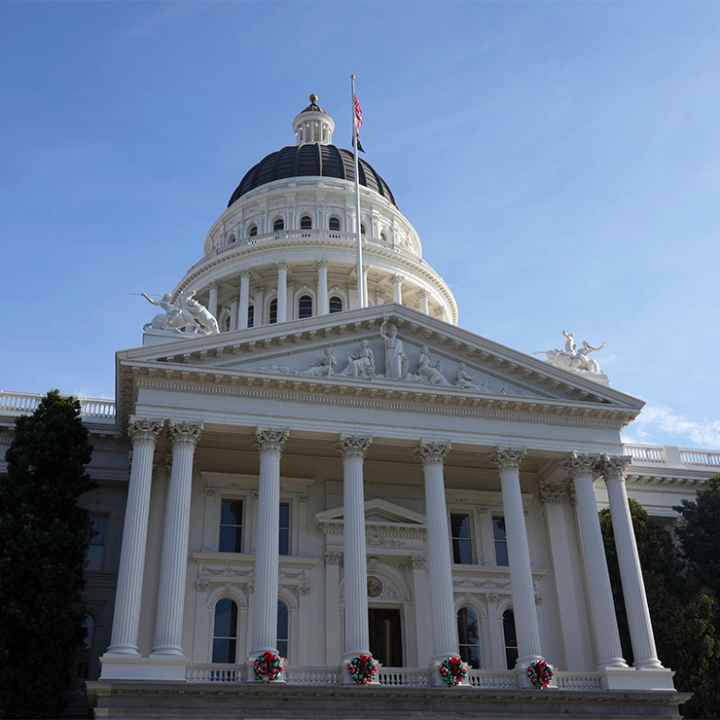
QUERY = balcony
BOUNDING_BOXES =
[0,391,116,424]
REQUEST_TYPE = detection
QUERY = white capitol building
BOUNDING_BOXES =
[2,95,717,719]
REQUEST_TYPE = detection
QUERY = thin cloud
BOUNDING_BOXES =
[623,405,720,449]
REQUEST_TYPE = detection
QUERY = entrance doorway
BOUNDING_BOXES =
[368,608,403,667]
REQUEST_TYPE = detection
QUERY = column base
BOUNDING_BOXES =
[343,652,381,685]
[100,653,187,681]
[602,667,675,691]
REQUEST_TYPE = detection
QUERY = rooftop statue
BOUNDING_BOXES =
[539,331,607,378]
[142,291,219,336]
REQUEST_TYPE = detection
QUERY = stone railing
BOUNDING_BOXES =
[624,443,720,470]
[185,664,602,690]
[0,391,116,424]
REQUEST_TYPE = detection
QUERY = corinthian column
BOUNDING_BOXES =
[565,452,627,670]
[317,260,329,315]
[106,418,163,656]
[151,421,203,656]
[492,447,542,667]
[339,435,373,679]
[602,456,664,670]
[418,441,459,675]
[250,429,288,660]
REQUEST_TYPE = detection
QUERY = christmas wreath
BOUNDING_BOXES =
[253,650,285,682]
[346,654,380,684]
[438,655,469,687]
[527,658,553,689]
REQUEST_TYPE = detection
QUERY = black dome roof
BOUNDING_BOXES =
[228,144,397,208]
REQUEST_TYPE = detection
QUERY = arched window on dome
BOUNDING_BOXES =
[361,223,366,236]
[277,601,289,659]
[269,299,278,325]
[298,295,313,319]
[248,224,258,238]
[329,216,341,232]
[502,609,518,670]
[380,231,388,244]
[457,607,481,669]
[247,305,254,329]
[329,296,343,314]
[212,599,238,663]
[273,218,285,232]
[300,215,312,230]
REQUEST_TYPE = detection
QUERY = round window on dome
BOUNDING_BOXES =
[300,216,312,230]
[329,217,341,232]
[329,296,343,313]
[248,224,258,238]
[273,218,285,232]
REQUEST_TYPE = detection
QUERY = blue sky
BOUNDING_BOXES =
[1,1,719,449]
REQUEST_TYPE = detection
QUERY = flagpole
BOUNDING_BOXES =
[351,73,365,309]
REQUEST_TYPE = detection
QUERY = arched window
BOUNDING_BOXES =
[248,305,254,329]
[329,216,341,232]
[457,607,480,669]
[277,601,289,658]
[222,313,231,332]
[269,299,278,324]
[248,224,258,238]
[380,231,387,244]
[300,215,312,230]
[273,218,285,232]
[298,295,313,319]
[212,599,238,663]
[361,223,366,235]
[329,296,343,313]
[228,234,236,245]
[502,609,518,670]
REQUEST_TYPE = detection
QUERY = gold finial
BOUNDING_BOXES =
[309,93,319,104]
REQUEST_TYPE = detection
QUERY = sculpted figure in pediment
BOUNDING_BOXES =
[302,348,337,377]
[380,321,408,380]
[340,340,376,379]
[455,362,480,390]
[416,345,450,386]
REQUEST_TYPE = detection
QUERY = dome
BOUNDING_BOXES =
[227,144,398,208]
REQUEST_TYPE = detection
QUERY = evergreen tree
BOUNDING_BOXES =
[600,499,719,718]
[0,390,95,719]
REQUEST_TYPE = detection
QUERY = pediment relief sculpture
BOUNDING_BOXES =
[142,290,219,336]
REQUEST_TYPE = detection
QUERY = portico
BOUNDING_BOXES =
[99,305,673,694]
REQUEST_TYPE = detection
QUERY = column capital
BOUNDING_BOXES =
[392,274,404,286]
[256,428,289,451]
[338,435,372,458]
[325,551,342,566]
[599,454,632,482]
[562,451,601,477]
[492,446,526,470]
[128,417,164,443]
[537,477,571,504]
[275,262,288,271]
[168,420,203,446]
[317,258,329,269]
[416,440,451,465]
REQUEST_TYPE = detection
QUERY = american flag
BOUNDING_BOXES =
[353,94,365,152]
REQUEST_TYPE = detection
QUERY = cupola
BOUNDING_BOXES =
[292,93,335,145]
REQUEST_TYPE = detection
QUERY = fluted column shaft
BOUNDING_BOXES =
[418,441,458,661]
[277,264,288,323]
[493,448,542,665]
[603,457,663,670]
[238,272,250,330]
[107,418,163,655]
[567,453,627,670]
[152,421,203,656]
[251,429,288,655]
[318,261,329,315]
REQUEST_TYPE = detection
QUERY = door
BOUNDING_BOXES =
[368,608,403,667]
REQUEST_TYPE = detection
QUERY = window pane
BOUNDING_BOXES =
[460,643,481,669]
[492,516,506,541]
[269,299,278,324]
[279,502,290,556]
[453,538,473,564]
[277,601,289,657]
[329,217,340,231]
[457,608,478,645]
[248,305,254,328]
[219,526,242,553]
[298,295,313,319]
[273,218,284,231]
[277,638,288,658]
[300,216,312,230]
[451,513,473,564]
[329,296,343,313]
[212,638,237,664]
[90,515,108,545]
[503,609,518,669]
[451,513,471,540]
[495,541,509,567]
[221,500,243,525]
[214,599,238,637]
[86,544,104,571]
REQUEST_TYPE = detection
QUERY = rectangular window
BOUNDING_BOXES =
[493,515,509,567]
[451,513,474,564]
[219,499,243,553]
[86,514,108,571]
[279,502,291,556]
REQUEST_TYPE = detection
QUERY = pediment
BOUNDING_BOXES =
[117,304,643,415]
[316,499,425,527]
